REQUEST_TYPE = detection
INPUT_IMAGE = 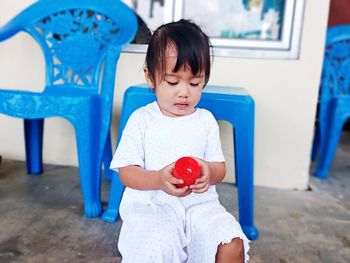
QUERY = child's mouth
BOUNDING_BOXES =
[175,103,188,110]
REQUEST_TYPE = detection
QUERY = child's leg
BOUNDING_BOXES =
[215,237,244,263]
[185,201,249,263]
[118,203,187,263]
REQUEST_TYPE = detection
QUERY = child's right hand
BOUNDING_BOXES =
[157,162,192,197]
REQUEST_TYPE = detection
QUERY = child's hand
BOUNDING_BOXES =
[189,158,210,193]
[157,162,192,197]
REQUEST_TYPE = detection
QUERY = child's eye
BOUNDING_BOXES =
[190,83,200,87]
[167,81,178,86]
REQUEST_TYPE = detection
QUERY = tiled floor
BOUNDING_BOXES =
[0,132,350,263]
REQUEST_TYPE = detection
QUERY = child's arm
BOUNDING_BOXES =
[119,164,192,197]
[189,159,226,194]
[207,161,227,185]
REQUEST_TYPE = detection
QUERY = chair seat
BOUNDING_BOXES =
[102,84,259,240]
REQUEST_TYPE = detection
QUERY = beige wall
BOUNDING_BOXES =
[0,0,330,189]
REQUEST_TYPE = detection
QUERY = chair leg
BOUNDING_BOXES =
[101,171,125,222]
[314,109,344,179]
[75,122,102,217]
[102,108,130,221]
[24,118,44,174]
[311,122,320,161]
[102,131,113,180]
[233,119,259,240]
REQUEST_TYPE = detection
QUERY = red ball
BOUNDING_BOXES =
[173,157,200,188]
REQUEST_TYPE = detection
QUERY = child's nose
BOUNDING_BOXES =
[178,85,189,97]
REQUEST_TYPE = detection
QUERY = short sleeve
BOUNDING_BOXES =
[204,111,225,162]
[110,110,145,172]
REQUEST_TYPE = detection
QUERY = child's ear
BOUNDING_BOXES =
[144,67,154,89]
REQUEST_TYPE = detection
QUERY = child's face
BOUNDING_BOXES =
[145,46,205,117]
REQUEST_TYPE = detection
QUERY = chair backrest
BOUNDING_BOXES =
[321,25,350,99]
[0,0,137,92]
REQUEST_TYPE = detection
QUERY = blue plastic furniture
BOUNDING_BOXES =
[312,25,350,179]
[0,0,137,217]
[102,84,259,240]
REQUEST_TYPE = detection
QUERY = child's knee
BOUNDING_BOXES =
[217,237,244,262]
[230,238,244,257]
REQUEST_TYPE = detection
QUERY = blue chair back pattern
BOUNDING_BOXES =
[312,25,350,179]
[0,0,138,217]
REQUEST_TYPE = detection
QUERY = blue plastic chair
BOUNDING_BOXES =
[102,84,259,240]
[0,0,137,217]
[312,25,350,179]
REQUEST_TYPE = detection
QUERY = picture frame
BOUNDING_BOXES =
[122,0,305,59]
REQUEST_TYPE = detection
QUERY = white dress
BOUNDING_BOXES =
[110,101,250,262]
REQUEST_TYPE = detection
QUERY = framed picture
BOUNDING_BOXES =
[123,0,305,59]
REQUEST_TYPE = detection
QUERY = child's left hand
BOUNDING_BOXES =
[189,157,210,193]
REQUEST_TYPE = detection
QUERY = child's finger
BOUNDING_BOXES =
[173,186,190,196]
[166,162,176,172]
[192,187,208,194]
[190,181,206,190]
[169,175,184,185]
[195,175,208,184]
[191,184,209,193]
[181,187,192,197]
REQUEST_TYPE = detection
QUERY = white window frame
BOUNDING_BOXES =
[123,0,305,59]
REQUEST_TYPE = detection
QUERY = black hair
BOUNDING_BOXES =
[145,19,211,87]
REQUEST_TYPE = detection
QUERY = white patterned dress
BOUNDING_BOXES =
[110,101,250,262]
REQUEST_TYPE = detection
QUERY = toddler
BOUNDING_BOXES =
[111,19,250,263]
